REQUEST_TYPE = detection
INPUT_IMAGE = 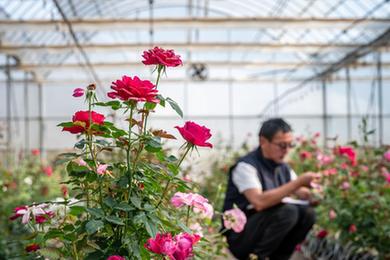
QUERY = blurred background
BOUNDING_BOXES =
[0,0,389,163]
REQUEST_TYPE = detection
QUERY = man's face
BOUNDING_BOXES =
[261,131,294,163]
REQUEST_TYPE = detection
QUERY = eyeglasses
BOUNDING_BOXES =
[270,142,296,150]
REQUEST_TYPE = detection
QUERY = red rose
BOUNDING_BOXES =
[142,46,182,67]
[300,151,312,161]
[338,146,357,166]
[62,110,105,134]
[107,256,125,260]
[175,121,212,148]
[108,76,159,103]
[349,224,357,233]
[31,149,40,156]
[25,243,40,252]
[316,229,328,239]
[43,166,53,177]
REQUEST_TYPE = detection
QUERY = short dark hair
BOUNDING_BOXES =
[259,118,292,141]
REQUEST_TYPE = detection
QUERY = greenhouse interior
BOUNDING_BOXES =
[0,0,389,259]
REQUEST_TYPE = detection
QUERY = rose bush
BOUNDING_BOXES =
[289,126,390,258]
[10,47,242,259]
[0,151,63,259]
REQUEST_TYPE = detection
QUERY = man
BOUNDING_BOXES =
[222,118,319,260]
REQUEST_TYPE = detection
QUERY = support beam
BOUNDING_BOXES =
[2,61,390,70]
[1,17,390,31]
[260,27,390,115]
[1,76,390,85]
[2,43,387,55]
[377,52,383,146]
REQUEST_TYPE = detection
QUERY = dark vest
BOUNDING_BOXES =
[222,147,292,217]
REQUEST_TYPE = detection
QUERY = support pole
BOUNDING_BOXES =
[322,80,328,147]
[24,71,29,154]
[38,83,44,155]
[5,55,12,166]
[345,67,352,142]
[377,52,383,146]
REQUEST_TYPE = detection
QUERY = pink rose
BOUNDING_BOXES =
[62,110,105,135]
[383,172,390,184]
[329,209,337,220]
[76,158,87,167]
[107,256,125,260]
[170,192,213,219]
[223,208,247,233]
[341,181,350,190]
[142,46,182,67]
[384,150,390,162]
[72,88,85,97]
[175,121,212,148]
[97,164,108,175]
[172,233,200,260]
[108,75,159,103]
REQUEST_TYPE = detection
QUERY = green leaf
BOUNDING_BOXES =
[177,221,192,234]
[95,101,121,110]
[38,248,63,259]
[57,122,74,127]
[44,229,63,240]
[105,215,125,225]
[85,220,104,234]
[103,196,117,208]
[157,94,165,107]
[115,202,134,212]
[74,139,87,149]
[142,217,158,237]
[144,102,157,110]
[69,206,85,216]
[86,208,105,218]
[130,196,142,209]
[166,97,183,118]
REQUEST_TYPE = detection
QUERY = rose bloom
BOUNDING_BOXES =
[338,146,357,166]
[349,224,357,233]
[384,150,390,162]
[223,208,247,233]
[329,209,337,220]
[72,87,84,97]
[145,232,200,260]
[341,181,350,190]
[175,121,212,148]
[144,233,177,256]
[300,151,312,161]
[107,256,125,260]
[62,110,105,134]
[142,46,182,67]
[31,149,40,156]
[171,192,214,219]
[25,243,40,252]
[97,164,109,175]
[316,229,328,239]
[108,75,159,103]
[43,166,53,177]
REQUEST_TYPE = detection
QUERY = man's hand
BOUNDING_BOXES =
[297,172,321,188]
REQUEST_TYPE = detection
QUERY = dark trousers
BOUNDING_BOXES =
[226,204,315,260]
